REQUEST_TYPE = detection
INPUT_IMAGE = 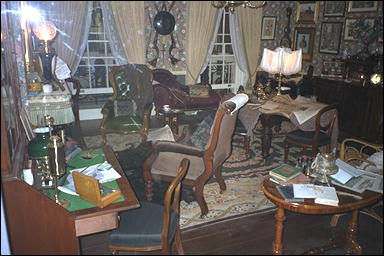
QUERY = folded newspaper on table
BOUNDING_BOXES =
[58,162,121,196]
[330,159,383,194]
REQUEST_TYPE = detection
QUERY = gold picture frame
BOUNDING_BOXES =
[347,1,378,13]
[296,1,319,24]
[293,27,315,62]
[261,16,277,40]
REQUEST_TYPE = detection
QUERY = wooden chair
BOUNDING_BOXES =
[108,158,190,255]
[284,104,338,162]
[143,94,248,217]
[65,78,87,149]
[330,138,383,226]
[99,64,154,146]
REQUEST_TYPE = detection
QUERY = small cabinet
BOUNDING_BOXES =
[314,77,383,144]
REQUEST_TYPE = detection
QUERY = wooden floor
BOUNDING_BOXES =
[80,206,383,255]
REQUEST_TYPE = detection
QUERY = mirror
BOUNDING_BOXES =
[153,11,175,35]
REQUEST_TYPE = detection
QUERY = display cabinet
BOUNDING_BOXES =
[313,77,383,144]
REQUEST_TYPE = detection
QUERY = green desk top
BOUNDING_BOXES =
[50,149,125,212]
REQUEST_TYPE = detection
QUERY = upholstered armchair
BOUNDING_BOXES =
[152,68,221,115]
[143,94,249,217]
[100,64,154,145]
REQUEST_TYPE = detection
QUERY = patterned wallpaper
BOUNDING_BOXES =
[261,1,383,75]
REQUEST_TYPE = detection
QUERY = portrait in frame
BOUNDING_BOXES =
[343,18,375,41]
[296,1,319,24]
[319,22,343,54]
[293,27,315,61]
[347,1,378,13]
[261,16,277,40]
[324,2,346,17]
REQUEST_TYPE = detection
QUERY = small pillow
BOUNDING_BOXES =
[186,113,214,149]
[189,84,210,97]
[359,151,383,174]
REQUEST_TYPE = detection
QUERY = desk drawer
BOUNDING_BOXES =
[75,212,118,236]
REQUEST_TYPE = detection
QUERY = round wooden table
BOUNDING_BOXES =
[261,179,382,255]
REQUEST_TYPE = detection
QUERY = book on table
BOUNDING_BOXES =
[269,172,310,185]
[293,184,339,206]
[269,164,302,182]
[276,185,304,203]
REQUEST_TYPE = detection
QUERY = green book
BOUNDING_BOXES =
[269,164,302,182]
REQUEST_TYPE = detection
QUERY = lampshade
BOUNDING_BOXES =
[259,47,302,75]
[32,20,57,42]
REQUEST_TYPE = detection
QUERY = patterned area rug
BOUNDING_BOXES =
[83,126,302,230]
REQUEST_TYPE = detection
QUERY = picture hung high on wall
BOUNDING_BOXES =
[343,18,375,41]
[296,1,319,24]
[293,27,315,61]
[319,22,343,54]
[323,2,345,17]
[261,16,277,40]
[347,1,378,13]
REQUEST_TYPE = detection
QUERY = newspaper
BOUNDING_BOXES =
[58,162,121,196]
[331,169,383,194]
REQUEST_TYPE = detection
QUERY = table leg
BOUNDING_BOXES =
[345,209,362,255]
[260,114,286,159]
[272,207,285,255]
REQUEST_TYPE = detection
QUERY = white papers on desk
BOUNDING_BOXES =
[329,159,364,184]
[58,162,121,196]
[293,184,339,206]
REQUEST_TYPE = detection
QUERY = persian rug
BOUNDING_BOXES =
[83,125,303,230]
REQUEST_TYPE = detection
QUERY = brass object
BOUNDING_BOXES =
[48,135,70,208]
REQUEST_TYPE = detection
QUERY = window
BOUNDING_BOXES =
[202,10,242,92]
[73,1,118,94]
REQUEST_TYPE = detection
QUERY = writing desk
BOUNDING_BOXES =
[2,145,139,254]
[262,179,382,255]
[238,96,339,159]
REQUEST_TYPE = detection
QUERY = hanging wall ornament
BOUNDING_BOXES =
[153,10,175,35]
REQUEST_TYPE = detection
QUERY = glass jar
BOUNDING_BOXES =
[28,127,52,159]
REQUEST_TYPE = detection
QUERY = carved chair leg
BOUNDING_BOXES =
[145,180,154,201]
[194,183,208,217]
[174,227,185,255]
[284,141,289,163]
[214,165,226,193]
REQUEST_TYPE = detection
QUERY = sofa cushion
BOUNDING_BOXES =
[189,84,210,97]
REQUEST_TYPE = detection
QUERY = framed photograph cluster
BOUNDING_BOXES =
[319,22,343,54]
[293,27,315,61]
[261,16,276,40]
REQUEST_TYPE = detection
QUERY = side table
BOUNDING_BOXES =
[261,179,382,255]
[159,108,184,136]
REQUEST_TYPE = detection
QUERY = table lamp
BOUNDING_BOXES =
[32,20,57,81]
[259,47,302,95]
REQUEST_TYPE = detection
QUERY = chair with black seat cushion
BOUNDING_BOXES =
[100,64,154,146]
[284,104,338,162]
[234,118,250,156]
[108,158,190,255]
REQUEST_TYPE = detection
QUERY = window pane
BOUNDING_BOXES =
[224,35,231,43]
[225,45,233,54]
[73,66,91,89]
[89,42,106,56]
[216,35,222,43]
[212,45,222,55]
[224,14,229,34]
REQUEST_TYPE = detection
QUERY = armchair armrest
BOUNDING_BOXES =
[153,140,205,157]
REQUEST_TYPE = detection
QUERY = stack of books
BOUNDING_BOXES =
[269,164,310,185]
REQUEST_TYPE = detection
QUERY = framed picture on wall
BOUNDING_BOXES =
[319,22,343,54]
[261,16,277,40]
[293,27,315,61]
[347,1,378,13]
[343,18,375,41]
[296,1,319,24]
[324,2,346,17]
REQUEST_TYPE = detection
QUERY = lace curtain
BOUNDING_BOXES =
[185,2,220,84]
